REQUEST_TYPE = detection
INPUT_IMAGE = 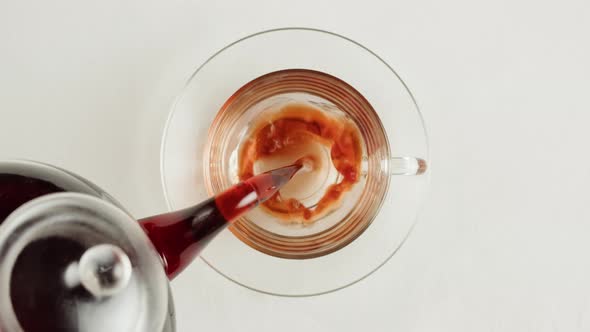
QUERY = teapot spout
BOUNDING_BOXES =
[139,197,226,279]
[139,163,302,279]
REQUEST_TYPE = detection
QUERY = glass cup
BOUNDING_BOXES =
[161,28,429,296]
[206,68,425,259]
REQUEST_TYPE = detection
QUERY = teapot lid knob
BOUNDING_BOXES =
[73,244,133,298]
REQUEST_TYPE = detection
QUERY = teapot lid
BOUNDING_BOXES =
[0,193,169,332]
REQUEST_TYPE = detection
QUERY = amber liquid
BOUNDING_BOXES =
[238,103,363,223]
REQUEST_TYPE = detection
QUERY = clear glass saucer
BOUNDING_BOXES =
[161,28,429,297]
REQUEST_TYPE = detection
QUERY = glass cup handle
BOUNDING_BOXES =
[390,157,427,175]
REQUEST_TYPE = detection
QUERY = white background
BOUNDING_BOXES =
[1,0,589,331]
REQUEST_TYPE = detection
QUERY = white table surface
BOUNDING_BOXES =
[1,0,590,331]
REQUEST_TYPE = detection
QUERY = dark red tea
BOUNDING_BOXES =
[238,103,363,223]
[0,174,65,224]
